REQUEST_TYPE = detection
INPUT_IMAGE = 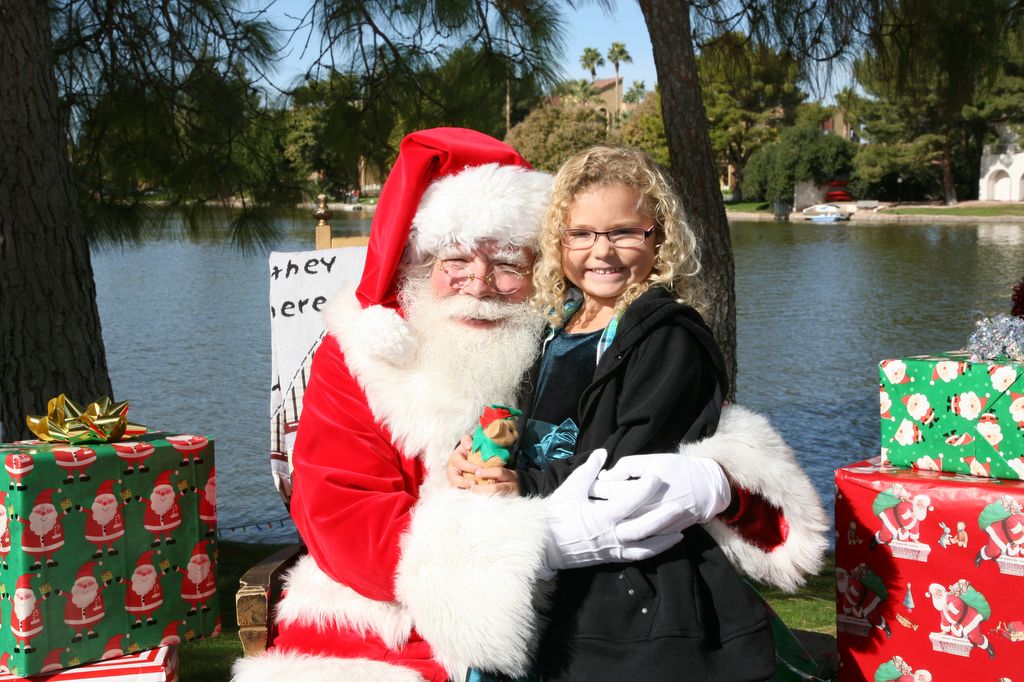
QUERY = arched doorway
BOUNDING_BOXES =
[987,169,1013,201]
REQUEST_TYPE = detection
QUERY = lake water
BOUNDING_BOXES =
[89,215,1024,544]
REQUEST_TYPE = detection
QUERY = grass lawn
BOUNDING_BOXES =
[191,541,838,681]
[882,205,1024,216]
[725,201,771,212]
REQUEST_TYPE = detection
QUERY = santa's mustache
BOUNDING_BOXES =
[435,292,522,321]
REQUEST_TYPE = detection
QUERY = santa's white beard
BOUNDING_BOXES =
[14,593,36,621]
[150,488,175,516]
[131,570,157,596]
[29,508,57,537]
[187,559,210,585]
[72,582,99,609]
[91,500,118,526]
[205,482,216,507]
[400,274,544,409]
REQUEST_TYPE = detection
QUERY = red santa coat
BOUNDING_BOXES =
[198,495,216,525]
[21,519,64,555]
[0,523,10,556]
[877,500,923,544]
[983,512,1024,558]
[939,595,988,646]
[64,592,104,628]
[84,510,125,544]
[125,580,163,616]
[231,294,829,682]
[11,605,43,641]
[143,501,181,533]
[181,566,216,602]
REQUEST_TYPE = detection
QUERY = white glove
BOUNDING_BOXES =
[542,449,686,578]
[593,453,732,533]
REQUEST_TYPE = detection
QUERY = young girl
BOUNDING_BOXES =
[453,145,778,680]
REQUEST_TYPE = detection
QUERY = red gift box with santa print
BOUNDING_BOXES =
[0,644,177,681]
[836,458,1024,681]
[0,433,218,677]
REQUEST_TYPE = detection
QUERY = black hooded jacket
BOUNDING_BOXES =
[516,287,775,681]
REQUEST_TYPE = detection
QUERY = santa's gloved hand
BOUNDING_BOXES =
[593,453,732,533]
[541,449,685,579]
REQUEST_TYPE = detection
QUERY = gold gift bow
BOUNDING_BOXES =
[25,394,145,443]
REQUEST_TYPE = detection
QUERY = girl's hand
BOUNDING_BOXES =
[447,435,476,489]
[471,466,519,496]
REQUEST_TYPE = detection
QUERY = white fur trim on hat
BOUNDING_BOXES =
[410,163,551,260]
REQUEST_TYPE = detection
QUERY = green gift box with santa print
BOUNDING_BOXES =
[0,432,219,677]
[880,351,1024,479]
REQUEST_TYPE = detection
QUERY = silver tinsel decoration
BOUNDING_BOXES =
[968,314,1024,362]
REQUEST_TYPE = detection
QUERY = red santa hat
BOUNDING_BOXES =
[95,480,116,498]
[153,471,173,490]
[162,620,182,639]
[102,634,125,658]
[136,551,156,569]
[480,405,517,428]
[75,561,96,582]
[354,127,551,312]
[16,573,34,591]
[191,541,209,559]
[40,649,64,673]
[34,488,57,509]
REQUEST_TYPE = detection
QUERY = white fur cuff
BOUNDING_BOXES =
[231,651,426,682]
[274,555,413,649]
[395,487,548,678]
[680,405,829,592]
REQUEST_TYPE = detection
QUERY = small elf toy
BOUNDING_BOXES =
[466,405,522,485]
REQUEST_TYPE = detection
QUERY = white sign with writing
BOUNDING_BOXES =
[268,246,366,503]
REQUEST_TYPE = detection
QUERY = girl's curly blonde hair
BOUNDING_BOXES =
[533,145,706,326]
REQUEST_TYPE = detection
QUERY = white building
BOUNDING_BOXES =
[979,124,1024,201]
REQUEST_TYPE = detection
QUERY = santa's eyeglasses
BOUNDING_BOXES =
[436,258,527,295]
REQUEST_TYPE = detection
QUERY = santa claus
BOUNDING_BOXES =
[232,129,826,682]
[9,573,45,653]
[0,491,10,570]
[873,656,931,682]
[198,471,216,537]
[881,359,910,384]
[948,391,985,420]
[975,496,1024,566]
[990,364,1017,392]
[51,445,96,484]
[166,434,207,466]
[902,393,936,426]
[871,484,932,548]
[933,360,968,383]
[179,541,216,615]
[139,471,181,546]
[977,412,1003,450]
[5,451,33,490]
[838,563,891,638]
[125,550,164,627]
[927,579,995,657]
[58,561,106,641]
[113,441,155,475]
[19,488,66,569]
[81,479,126,557]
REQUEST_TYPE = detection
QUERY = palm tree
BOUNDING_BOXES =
[580,47,604,82]
[606,42,632,121]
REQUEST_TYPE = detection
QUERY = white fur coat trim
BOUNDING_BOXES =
[409,163,552,261]
[231,650,426,682]
[323,290,491,470]
[395,485,549,679]
[274,554,413,649]
[680,405,828,593]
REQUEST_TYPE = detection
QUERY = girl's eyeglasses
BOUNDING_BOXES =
[559,225,656,249]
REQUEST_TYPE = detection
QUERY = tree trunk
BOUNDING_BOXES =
[0,0,113,439]
[638,0,737,399]
[941,140,958,206]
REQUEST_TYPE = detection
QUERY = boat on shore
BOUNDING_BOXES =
[802,204,851,223]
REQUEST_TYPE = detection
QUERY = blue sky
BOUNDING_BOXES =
[255,0,659,93]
